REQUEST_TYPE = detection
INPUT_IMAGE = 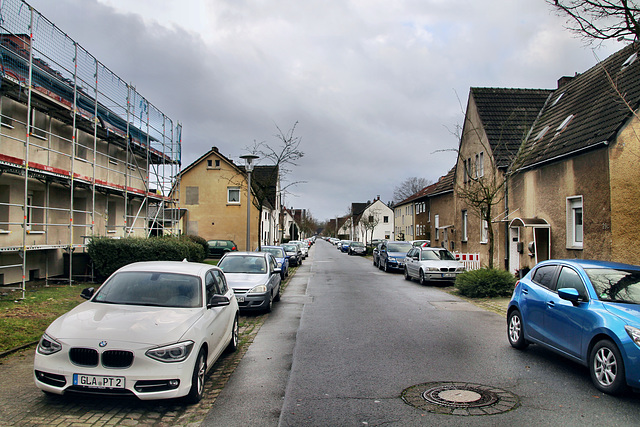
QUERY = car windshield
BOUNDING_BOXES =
[283,244,297,252]
[388,243,412,252]
[422,249,456,261]
[219,256,267,274]
[262,247,284,257]
[93,271,202,308]
[586,268,640,304]
[351,242,365,247]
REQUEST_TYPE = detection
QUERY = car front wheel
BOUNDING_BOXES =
[185,349,206,403]
[590,339,627,395]
[419,270,429,286]
[507,310,529,350]
[404,268,411,281]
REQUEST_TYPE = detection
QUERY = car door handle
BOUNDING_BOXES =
[521,288,528,295]
[546,301,555,308]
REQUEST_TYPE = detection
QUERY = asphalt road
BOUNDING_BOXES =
[204,240,640,426]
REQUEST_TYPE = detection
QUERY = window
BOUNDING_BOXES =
[1,98,14,128]
[434,215,439,240]
[567,196,583,249]
[383,216,389,223]
[461,210,468,241]
[532,265,557,289]
[207,159,221,169]
[557,267,588,300]
[480,209,488,243]
[463,160,468,183]
[228,187,240,204]
[478,152,484,177]
[30,109,47,140]
[185,186,199,205]
[207,160,212,167]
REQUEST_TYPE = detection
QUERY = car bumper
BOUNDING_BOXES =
[424,272,462,281]
[33,345,198,400]
[234,291,270,311]
[386,260,405,270]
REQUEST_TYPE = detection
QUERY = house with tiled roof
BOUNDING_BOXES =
[174,146,281,250]
[352,197,393,244]
[454,87,553,267]
[507,41,640,273]
[426,167,456,250]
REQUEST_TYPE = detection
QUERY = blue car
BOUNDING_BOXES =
[258,245,289,279]
[507,259,640,395]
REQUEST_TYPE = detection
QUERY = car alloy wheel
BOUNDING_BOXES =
[225,315,239,353]
[590,339,626,395]
[384,260,389,272]
[404,268,411,281]
[507,310,528,350]
[419,270,428,286]
[186,349,206,403]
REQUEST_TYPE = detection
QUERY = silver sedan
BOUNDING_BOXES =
[403,247,466,285]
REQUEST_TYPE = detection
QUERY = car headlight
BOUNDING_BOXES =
[146,341,194,363]
[625,326,640,346]
[427,267,440,272]
[37,333,62,355]
[277,262,283,268]
[249,284,268,294]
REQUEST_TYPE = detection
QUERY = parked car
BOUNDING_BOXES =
[34,261,239,403]
[348,241,366,255]
[340,240,352,253]
[403,247,465,285]
[378,241,413,272]
[258,245,289,279]
[289,240,308,259]
[207,239,238,258]
[372,242,384,267]
[218,252,281,313]
[282,243,302,266]
[507,259,640,395]
[410,240,431,247]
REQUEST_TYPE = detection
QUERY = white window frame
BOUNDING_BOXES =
[227,187,241,204]
[480,209,488,244]
[567,196,583,249]
[461,210,468,242]
[434,214,440,240]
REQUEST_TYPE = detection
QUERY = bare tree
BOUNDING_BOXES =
[548,0,640,42]
[393,177,430,203]
[245,122,305,249]
[359,208,381,246]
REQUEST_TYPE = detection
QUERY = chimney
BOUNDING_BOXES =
[557,75,574,89]
[212,146,219,152]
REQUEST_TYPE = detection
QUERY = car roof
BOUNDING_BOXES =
[222,251,268,257]
[115,260,217,276]
[538,259,640,271]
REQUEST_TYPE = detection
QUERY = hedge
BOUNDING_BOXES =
[454,267,516,298]
[87,236,205,281]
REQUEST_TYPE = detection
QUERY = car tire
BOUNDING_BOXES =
[383,260,389,272]
[590,339,627,395]
[404,267,411,281]
[373,258,378,267]
[225,314,239,353]
[419,270,429,286]
[265,292,273,313]
[507,310,529,350]
[274,285,281,302]
[185,348,206,404]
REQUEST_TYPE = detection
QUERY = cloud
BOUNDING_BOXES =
[28,0,622,221]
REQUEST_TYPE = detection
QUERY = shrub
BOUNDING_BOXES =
[455,268,516,298]
[181,234,208,258]
[87,236,205,281]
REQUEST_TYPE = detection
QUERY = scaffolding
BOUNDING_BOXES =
[0,0,182,297]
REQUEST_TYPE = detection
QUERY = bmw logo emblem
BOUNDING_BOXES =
[99,341,108,347]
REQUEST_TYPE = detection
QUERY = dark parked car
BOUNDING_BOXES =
[378,241,413,272]
[207,240,238,258]
[508,259,640,395]
[282,243,302,267]
[258,245,290,279]
[348,241,366,255]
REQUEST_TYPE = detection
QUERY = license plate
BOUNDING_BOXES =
[73,374,125,389]
[236,296,245,303]
[442,273,455,278]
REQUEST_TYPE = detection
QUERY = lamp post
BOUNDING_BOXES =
[240,154,259,251]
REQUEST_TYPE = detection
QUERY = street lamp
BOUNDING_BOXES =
[240,154,259,251]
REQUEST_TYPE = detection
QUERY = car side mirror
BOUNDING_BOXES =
[208,294,231,308]
[273,268,282,275]
[81,287,95,300]
[558,288,581,305]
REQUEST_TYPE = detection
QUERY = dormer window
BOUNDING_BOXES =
[556,114,574,134]
[622,53,637,69]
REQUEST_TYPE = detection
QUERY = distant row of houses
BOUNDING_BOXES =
[331,42,640,275]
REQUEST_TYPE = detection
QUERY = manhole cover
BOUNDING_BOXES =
[402,382,520,416]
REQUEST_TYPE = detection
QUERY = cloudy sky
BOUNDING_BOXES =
[28,0,622,222]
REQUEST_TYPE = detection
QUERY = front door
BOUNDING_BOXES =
[509,227,520,276]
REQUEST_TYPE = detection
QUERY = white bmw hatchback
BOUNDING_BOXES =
[33,261,239,403]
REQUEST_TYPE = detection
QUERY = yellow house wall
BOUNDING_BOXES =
[609,115,640,264]
[178,153,259,251]
[509,148,612,271]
